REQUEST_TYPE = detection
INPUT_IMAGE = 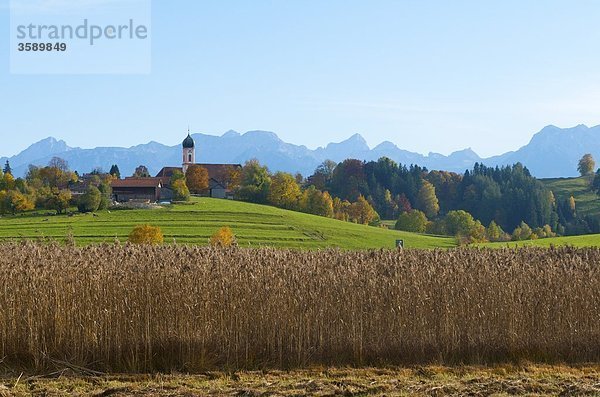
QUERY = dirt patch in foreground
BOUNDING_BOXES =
[1,364,599,396]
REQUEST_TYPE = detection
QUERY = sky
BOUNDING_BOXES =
[1,0,600,158]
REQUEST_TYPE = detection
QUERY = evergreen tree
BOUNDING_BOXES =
[109,164,121,179]
[3,160,12,176]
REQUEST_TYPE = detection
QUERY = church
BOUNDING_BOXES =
[112,133,241,202]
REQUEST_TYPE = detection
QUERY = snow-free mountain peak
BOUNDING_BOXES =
[3,124,600,178]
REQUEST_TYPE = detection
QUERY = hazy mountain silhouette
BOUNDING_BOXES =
[2,124,599,178]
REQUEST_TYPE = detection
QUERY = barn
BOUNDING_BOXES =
[111,178,162,202]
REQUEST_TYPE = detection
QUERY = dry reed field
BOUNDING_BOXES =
[0,242,598,374]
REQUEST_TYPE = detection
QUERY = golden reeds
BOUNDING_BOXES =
[0,242,597,372]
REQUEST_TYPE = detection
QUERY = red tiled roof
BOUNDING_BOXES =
[156,164,241,181]
[111,178,162,188]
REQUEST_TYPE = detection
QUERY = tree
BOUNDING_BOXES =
[486,221,509,242]
[307,160,337,190]
[45,189,72,214]
[3,160,12,175]
[185,165,209,194]
[592,169,600,194]
[444,210,475,236]
[128,225,164,245]
[109,164,121,179]
[44,157,74,188]
[533,224,556,239]
[0,190,34,215]
[512,221,533,241]
[0,172,15,191]
[333,197,351,221]
[236,159,271,203]
[170,169,185,183]
[210,226,236,247]
[300,186,334,217]
[268,172,301,210]
[415,180,439,218]
[347,195,379,225]
[221,166,242,190]
[380,189,399,220]
[330,159,367,201]
[77,185,102,213]
[569,195,576,213]
[578,154,595,176]
[396,193,412,213]
[395,210,428,233]
[444,210,486,242]
[98,181,113,210]
[133,165,151,178]
[171,179,190,201]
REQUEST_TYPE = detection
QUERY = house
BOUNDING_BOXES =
[155,133,241,199]
[69,172,113,197]
[111,177,162,202]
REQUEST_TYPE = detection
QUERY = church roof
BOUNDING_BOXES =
[111,177,162,188]
[156,164,241,187]
[182,133,195,148]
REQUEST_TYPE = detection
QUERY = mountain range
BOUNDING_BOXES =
[1,124,599,179]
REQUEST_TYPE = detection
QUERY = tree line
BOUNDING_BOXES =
[0,158,114,215]
[4,153,600,243]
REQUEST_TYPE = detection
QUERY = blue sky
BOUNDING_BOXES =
[1,0,600,158]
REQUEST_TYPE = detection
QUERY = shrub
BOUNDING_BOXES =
[486,221,511,242]
[444,210,487,243]
[512,221,533,241]
[348,195,379,225]
[128,224,164,245]
[78,185,102,213]
[171,179,190,201]
[395,210,428,233]
[210,226,236,247]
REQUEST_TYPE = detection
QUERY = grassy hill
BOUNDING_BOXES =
[541,175,600,217]
[0,198,456,249]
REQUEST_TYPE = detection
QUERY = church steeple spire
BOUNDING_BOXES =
[182,128,196,174]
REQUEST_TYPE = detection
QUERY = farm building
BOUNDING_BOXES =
[111,177,162,202]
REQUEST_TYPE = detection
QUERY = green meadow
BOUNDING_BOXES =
[0,197,456,249]
[541,175,600,217]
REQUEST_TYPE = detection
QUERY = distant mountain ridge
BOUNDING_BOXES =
[2,124,600,178]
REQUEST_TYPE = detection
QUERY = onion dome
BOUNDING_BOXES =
[182,133,195,148]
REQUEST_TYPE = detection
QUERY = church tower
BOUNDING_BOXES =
[182,129,195,174]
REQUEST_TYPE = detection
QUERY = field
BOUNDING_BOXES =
[541,175,600,217]
[1,365,599,396]
[0,243,597,375]
[0,198,455,249]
